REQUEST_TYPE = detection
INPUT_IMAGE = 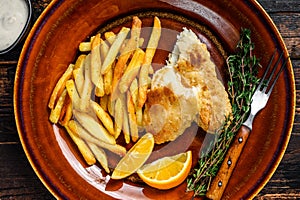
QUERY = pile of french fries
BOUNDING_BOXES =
[48,16,161,173]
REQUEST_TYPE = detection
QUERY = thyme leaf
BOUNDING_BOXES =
[186,28,260,197]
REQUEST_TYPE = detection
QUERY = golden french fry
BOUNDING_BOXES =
[64,125,96,165]
[90,100,115,136]
[48,64,74,109]
[101,27,130,75]
[68,120,126,156]
[111,17,142,100]
[100,38,109,62]
[80,54,94,111]
[99,95,108,111]
[138,37,144,48]
[98,38,112,95]
[119,94,130,144]
[129,78,138,108]
[73,110,116,145]
[73,60,85,96]
[114,98,123,139]
[91,33,101,48]
[119,48,145,93]
[148,64,154,74]
[136,106,143,127]
[127,92,139,142]
[111,54,129,100]
[65,79,81,111]
[90,34,104,96]
[79,42,91,52]
[107,95,115,117]
[104,31,116,45]
[91,34,105,96]
[138,70,149,108]
[59,96,72,126]
[95,82,105,97]
[94,73,105,98]
[88,143,110,173]
[72,68,80,80]
[120,16,142,55]
[120,39,129,53]
[49,89,68,124]
[138,16,161,107]
[74,54,86,70]
[104,63,113,95]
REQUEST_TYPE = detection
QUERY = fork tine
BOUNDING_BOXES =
[267,56,288,96]
[262,51,284,93]
[257,49,277,90]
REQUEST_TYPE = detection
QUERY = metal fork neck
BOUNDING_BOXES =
[243,112,254,130]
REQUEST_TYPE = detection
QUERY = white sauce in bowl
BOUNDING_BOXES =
[0,0,29,52]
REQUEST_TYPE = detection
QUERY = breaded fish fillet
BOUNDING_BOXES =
[143,28,231,144]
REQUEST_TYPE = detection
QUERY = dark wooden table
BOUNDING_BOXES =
[0,0,299,199]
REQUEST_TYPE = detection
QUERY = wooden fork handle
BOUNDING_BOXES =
[206,125,251,200]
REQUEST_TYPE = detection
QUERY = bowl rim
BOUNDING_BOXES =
[0,0,33,55]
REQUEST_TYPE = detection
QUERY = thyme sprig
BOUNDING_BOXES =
[186,28,261,196]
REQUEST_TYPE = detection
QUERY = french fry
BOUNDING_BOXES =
[49,89,68,124]
[129,79,143,127]
[73,110,116,145]
[136,106,143,127]
[121,16,142,55]
[138,16,161,107]
[148,64,154,74]
[80,54,94,111]
[129,78,138,108]
[127,92,139,142]
[107,95,115,117]
[119,48,145,93]
[101,27,130,75]
[100,38,109,62]
[65,79,81,111]
[68,120,126,156]
[79,42,91,52]
[95,82,105,97]
[59,96,73,126]
[64,125,96,165]
[88,143,110,173]
[74,54,86,70]
[120,94,130,144]
[72,68,80,80]
[90,100,115,136]
[114,98,123,139]
[73,58,85,95]
[90,33,105,97]
[110,54,129,100]
[48,64,74,109]
[111,17,142,100]
[104,61,114,95]
[98,38,113,95]
[104,31,116,45]
[138,38,144,48]
[99,95,108,111]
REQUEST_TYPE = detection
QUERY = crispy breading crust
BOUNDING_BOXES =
[143,87,182,144]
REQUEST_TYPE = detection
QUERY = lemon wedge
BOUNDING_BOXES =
[111,133,154,179]
[137,150,192,190]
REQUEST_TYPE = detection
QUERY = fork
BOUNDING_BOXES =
[206,50,288,200]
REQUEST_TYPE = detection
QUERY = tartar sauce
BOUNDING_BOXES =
[0,0,29,52]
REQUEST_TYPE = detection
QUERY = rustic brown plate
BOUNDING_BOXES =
[14,0,295,199]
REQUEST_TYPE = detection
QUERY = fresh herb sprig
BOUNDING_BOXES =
[186,28,261,196]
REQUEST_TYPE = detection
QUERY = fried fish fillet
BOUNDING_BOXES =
[143,28,231,144]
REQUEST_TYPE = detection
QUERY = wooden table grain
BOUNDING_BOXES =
[0,0,299,199]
